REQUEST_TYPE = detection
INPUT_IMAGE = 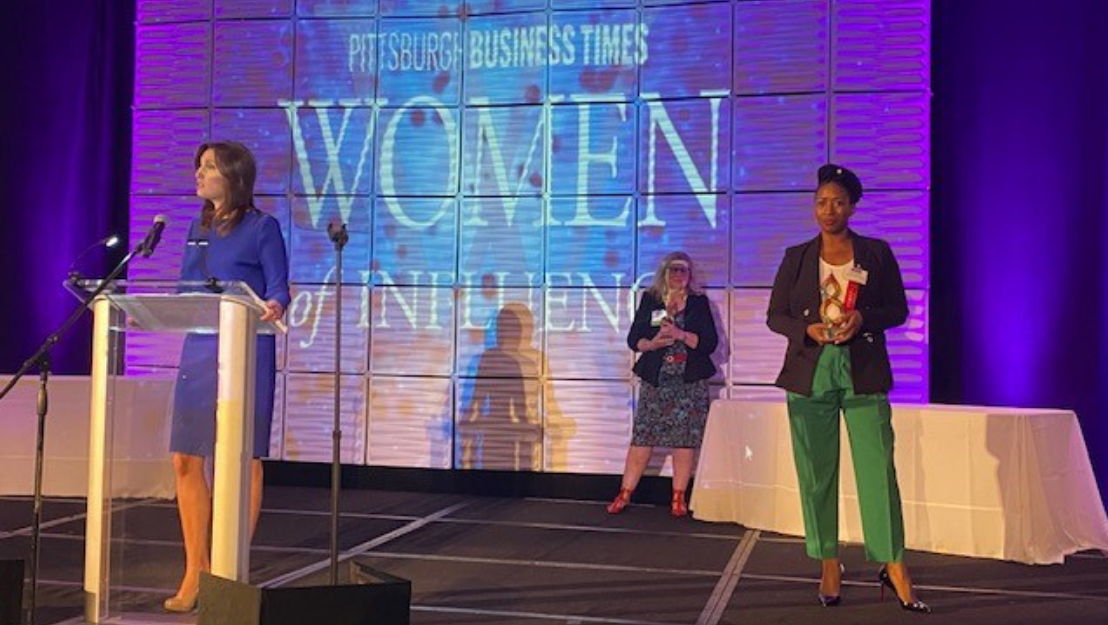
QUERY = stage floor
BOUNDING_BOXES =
[2,487,1107,625]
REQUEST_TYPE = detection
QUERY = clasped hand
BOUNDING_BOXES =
[640,319,683,351]
[806,310,863,345]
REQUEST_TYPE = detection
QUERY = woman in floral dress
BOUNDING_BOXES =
[607,251,719,516]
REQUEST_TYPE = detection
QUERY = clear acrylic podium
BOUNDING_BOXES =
[70,280,286,623]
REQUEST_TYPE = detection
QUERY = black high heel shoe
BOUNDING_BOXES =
[878,565,931,613]
[817,563,845,607]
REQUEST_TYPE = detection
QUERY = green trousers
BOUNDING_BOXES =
[786,345,905,562]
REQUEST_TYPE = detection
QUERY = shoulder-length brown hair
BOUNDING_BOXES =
[647,251,703,300]
[196,141,257,234]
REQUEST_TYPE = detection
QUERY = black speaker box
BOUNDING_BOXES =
[0,560,23,625]
[198,561,410,625]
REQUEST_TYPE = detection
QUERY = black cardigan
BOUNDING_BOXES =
[766,231,908,396]
[626,291,719,386]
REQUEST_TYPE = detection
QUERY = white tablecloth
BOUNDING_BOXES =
[690,400,1108,564]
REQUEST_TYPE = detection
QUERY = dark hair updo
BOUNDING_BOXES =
[817,163,863,205]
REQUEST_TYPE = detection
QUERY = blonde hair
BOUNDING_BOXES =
[648,251,702,300]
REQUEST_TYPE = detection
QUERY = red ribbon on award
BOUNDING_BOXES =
[843,280,859,313]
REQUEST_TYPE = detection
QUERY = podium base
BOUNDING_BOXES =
[0,560,23,625]
[198,561,410,625]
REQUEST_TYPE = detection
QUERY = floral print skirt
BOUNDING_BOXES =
[632,357,709,448]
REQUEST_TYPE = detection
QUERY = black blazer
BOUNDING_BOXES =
[766,231,908,396]
[627,291,719,386]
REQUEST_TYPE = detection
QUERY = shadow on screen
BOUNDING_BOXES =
[456,302,544,471]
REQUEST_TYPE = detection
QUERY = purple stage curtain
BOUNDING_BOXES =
[932,0,1108,499]
[0,0,134,375]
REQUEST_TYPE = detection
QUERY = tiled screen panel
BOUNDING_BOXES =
[131,0,930,472]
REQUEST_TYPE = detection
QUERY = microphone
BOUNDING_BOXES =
[327,220,349,247]
[66,233,122,283]
[139,214,168,258]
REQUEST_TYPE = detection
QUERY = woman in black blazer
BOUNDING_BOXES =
[608,251,719,517]
[767,164,928,613]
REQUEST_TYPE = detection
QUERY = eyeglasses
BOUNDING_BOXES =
[667,265,690,275]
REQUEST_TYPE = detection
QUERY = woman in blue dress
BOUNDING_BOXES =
[165,141,290,612]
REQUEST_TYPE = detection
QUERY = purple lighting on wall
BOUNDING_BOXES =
[131,0,931,469]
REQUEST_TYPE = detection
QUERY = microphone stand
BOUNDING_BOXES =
[326,221,348,585]
[0,238,147,625]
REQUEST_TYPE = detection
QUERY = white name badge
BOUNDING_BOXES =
[846,265,869,285]
[651,309,668,327]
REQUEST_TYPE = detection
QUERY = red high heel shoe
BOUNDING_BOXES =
[606,488,633,514]
[671,490,689,517]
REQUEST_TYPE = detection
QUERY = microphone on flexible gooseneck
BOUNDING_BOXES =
[66,233,121,283]
[139,214,168,258]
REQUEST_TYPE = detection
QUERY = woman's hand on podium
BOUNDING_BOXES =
[260,299,284,322]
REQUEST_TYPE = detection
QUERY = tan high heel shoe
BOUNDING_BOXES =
[164,586,199,613]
